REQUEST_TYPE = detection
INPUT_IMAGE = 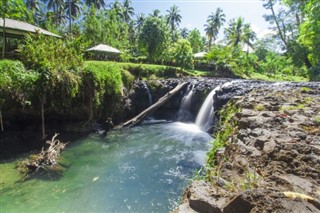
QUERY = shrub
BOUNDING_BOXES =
[82,61,122,120]
[0,60,38,107]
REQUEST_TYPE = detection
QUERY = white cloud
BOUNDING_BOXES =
[252,24,275,39]
[185,23,194,30]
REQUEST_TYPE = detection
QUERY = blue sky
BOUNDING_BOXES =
[125,0,273,40]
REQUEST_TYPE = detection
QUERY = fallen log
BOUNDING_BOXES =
[116,82,189,128]
[18,133,68,176]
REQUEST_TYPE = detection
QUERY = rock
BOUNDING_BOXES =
[187,180,228,213]
[223,192,254,213]
[263,139,276,154]
[176,85,320,213]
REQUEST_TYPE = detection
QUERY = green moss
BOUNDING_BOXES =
[254,104,265,111]
[315,116,320,125]
[207,101,240,168]
[280,104,305,112]
[300,87,312,92]
[121,69,135,90]
[303,97,313,105]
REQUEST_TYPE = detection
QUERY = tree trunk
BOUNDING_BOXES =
[41,97,46,140]
[2,9,6,59]
[0,110,4,132]
[115,82,189,129]
[68,0,72,34]
[268,0,288,48]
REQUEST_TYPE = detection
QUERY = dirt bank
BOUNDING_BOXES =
[176,87,320,213]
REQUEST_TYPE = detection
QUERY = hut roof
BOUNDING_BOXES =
[86,44,121,54]
[194,52,207,58]
[0,18,61,38]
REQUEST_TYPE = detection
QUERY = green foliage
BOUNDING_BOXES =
[206,43,308,81]
[121,69,135,89]
[207,101,240,168]
[187,29,203,53]
[299,0,320,71]
[138,17,170,63]
[224,17,256,51]
[19,33,82,105]
[204,8,226,48]
[172,39,194,69]
[19,33,83,73]
[0,0,30,21]
[83,61,122,99]
[82,6,129,50]
[0,60,38,108]
[240,169,260,190]
[105,61,189,78]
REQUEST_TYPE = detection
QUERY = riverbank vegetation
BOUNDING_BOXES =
[0,0,319,153]
[1,0,319,81]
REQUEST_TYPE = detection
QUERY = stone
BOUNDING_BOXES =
[263,139,276,154]
[223,192,254,213]
[187,180,228,213]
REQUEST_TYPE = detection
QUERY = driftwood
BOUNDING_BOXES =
[116,82,189,128]
[20,133,67,174]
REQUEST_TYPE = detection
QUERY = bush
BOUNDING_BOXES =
[18,33,82,109]
[172,39,194,69]
[0,60,38,107]
[82,61,122,105]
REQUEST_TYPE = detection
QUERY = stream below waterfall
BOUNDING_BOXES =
[0,122,212,213]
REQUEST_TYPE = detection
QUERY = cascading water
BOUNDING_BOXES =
[176,84,194,121]
[142,81,152,106]
[195,81,235,131]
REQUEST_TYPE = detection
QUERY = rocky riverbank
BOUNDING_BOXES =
[176,86,320,212]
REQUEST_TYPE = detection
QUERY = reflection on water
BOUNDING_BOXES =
[0,122,212,213]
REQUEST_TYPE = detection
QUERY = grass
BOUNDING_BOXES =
[249,72,308,82]
[85,61,191,79]
[207,101,240,168]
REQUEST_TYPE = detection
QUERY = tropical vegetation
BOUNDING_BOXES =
[0,0,319,138]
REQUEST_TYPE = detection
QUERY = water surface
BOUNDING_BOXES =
[0,122,212,213]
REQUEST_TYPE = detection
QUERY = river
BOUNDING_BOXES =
[0,121,212,213]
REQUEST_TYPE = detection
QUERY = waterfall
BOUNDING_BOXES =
[142,81,152,106]
[195,81,235,131]
[177,84,194,121]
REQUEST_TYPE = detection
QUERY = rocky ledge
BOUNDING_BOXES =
[176,87,320,213]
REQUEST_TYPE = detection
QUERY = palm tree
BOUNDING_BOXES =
[85,0,106,10]
[150,9,161,18]
[224,17,257,52]
[204,21,215,49]
[26,0,43,12]
[204,7,225,48]
[135,13,145,34]
[65,0,82,33]
[47,0,65,25]
[111,0,124,20]
[122,0,134,23]
[25,0,44,24]
[166,5,182,41]
[180,27,189,39]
